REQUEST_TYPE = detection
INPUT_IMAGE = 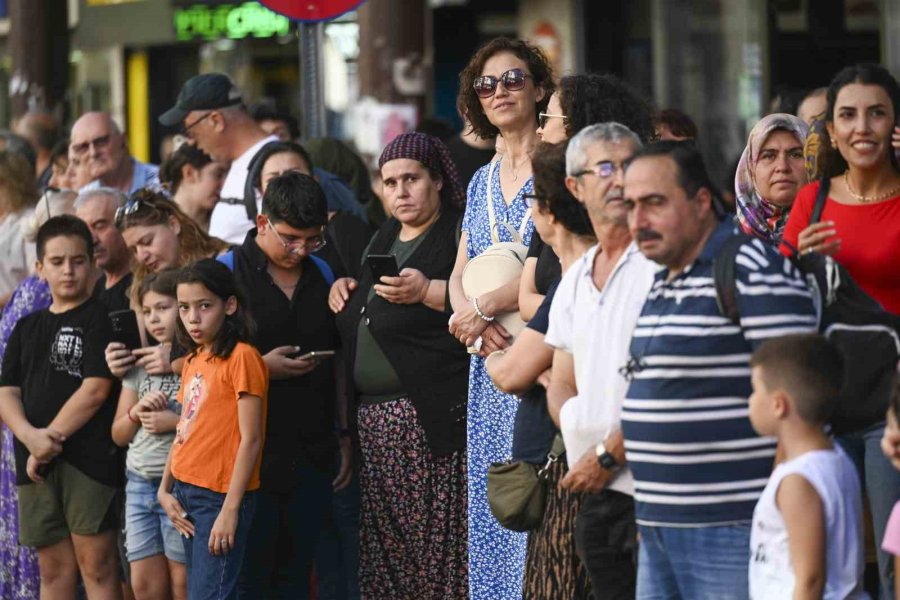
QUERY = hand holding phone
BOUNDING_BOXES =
[367,254,399,283]
[109,310,143,351]
[296,350,335,362]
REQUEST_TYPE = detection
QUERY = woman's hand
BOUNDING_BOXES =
[373,268,430,305]
[138,409,179,435]
[478,322,512,357]
[159,489,195,538]
[133,344,173,375]
[449,301,491,347]
[797,221,840,256]
[209,507,238,556]
[105,342,136,378]
[329,278,358,313]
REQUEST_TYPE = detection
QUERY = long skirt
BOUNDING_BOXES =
[523,460,592,600]
[358,397,468,599]
[0,425,40,600]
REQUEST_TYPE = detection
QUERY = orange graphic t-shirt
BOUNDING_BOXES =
[171,342,268,493]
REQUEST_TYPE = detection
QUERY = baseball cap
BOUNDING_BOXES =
[159,73,244,128]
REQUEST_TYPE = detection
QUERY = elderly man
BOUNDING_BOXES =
[544,123,657,599]
[159,73,277,244]
[620,141,817,600]
[71,112,160,194]
[74,187,132,312]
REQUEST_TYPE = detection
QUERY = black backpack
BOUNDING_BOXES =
[713,178,900,434]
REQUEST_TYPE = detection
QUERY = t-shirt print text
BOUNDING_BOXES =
[50,326,84,378]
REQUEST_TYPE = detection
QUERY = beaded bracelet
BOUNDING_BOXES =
[472,297,495,322]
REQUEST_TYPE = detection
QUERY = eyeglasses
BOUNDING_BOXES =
[182,112,213,138]
[473,68,532,98]
[523,193,540,209]
[538,113,567,129]
[71,134,111,155]
[266,217,327,254]
[572,160,631,180]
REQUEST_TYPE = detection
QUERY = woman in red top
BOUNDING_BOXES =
[783,63,900,599]
[783,64,900,315]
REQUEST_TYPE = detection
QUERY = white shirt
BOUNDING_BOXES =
[208,135,279,245]
[545,242,656,496]
[0,208,35,298]
[749,446,867,600]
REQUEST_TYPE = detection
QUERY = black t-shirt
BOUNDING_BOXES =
[0,298,119,486]
[93,273,133,313]
[511,281,560,464]
[527,232,561,296]
[233,232,340,489]
[446,135,496,192]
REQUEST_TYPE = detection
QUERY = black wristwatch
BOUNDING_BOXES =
[596,445,620,471]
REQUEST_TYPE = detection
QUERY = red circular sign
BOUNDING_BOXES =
[259,0,368,21]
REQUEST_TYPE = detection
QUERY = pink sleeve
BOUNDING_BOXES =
[882,501,900,555]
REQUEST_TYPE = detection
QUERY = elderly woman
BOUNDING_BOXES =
[448,37,554,599]
[329,132,469,599]
[734,113,809,244]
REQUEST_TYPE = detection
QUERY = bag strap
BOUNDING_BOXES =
[217,247,334,286]
[217,249,235,271]
[537,433,566,479]
[712,235,750,325]
[486,158,532,244]
[810,177,830,225]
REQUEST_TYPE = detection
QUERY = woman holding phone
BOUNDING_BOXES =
[328,132,469,599]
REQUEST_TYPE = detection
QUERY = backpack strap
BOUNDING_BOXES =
[712,235,750,325]
[310,255,335,286]
[217,249,236,271]
[810,177,830,225]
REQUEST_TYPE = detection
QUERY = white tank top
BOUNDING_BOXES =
[749,446,868,600]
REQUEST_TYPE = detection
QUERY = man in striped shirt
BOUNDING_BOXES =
[621,141,817,599]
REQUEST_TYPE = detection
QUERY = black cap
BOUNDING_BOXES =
[159,73,243,127]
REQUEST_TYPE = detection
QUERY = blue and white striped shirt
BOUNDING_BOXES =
[621,222,818,526]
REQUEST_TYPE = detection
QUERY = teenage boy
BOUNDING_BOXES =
[0,215,122,600]
[748,334,867,599]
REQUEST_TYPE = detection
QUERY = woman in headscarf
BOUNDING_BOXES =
[734,113,809,245]
[329,132,470,599]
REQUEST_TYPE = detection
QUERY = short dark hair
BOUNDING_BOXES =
[261,171,328,229]
[820,63,900,177]
[628,140,726,217]
[457,37,555,139]
[36,214,93,262]
[654,108,698,140]
[531,142,593,236]
[175,259,254,360]
[248,100,300,140]
[250,141,315,192]
[558,74,656,143]
[159,144,214,194]
[750,334,844,424]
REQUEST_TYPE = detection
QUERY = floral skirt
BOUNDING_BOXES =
[0,425,39,600]
[358,397,468,599]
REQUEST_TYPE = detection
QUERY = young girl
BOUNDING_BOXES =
[111,270,187,600]
[157,259,268,598]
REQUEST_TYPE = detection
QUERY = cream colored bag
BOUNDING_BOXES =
[461,159,532,340]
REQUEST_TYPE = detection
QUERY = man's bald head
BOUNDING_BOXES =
[70,112,129,183]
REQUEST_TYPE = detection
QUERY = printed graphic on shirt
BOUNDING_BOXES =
[139,372,183,412]
[175,372,206,446]
[49,326,84,378]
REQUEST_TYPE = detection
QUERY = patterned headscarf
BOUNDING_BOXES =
[378,132,466,208]
[735,113,809,244]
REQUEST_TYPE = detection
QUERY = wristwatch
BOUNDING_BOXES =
[596,443,620,472]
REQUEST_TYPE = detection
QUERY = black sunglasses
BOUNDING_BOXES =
[473,68,532,98]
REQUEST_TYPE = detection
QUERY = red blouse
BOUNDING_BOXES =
[782,181,900,315]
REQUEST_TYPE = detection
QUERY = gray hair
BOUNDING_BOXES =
[566,122,642,176]
[74,186,128,210]
[24,189,78,242]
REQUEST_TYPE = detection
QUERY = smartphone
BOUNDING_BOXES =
[367,254,399,282]
[109,309,142,351]
[296,350,336,362]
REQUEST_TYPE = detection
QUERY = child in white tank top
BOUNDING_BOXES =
[747,334,868,600]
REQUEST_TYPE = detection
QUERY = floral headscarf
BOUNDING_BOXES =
[378,132,466,208]
[735,113,809,244]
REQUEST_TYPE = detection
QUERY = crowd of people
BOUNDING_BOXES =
[0,35,897,600]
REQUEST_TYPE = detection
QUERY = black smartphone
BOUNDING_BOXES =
[367,254,399,282]
[109,309,142,351]
[296,350,336,362]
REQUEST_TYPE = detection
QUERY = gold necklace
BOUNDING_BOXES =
[843,171,900,203]
[506,157,522,182]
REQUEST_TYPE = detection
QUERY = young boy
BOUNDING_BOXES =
[748,333,867,600]
[0,215,123,600]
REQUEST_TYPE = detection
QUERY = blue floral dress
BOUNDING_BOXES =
[0,275,50,600]
[462,160,534,600]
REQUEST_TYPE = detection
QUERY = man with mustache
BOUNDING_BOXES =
[544,123,657,598]
[74,188,132,313]
[619,141,817,600]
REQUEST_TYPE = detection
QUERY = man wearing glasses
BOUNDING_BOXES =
[71,112,160,194]
[159,73,279,245]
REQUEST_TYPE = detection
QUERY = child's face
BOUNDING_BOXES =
[141,290,178,344]
[749,366,779,436]
[36,235,93,303]
[176,282,236,349]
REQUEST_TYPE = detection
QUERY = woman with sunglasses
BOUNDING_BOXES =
[448,38,554,600]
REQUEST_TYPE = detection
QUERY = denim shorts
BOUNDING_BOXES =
[125,469,186,563]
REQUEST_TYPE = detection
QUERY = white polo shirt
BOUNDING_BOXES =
[545,241,656,496]
[209,135,279,245]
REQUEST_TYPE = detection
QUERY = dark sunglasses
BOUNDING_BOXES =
[473,68,531,98]
[71,134,111,155]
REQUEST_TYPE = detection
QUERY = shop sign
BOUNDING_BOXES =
[174,1,290,41]
[259,0,366,22]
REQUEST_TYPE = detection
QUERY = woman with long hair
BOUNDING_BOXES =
[158,144,228,233]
